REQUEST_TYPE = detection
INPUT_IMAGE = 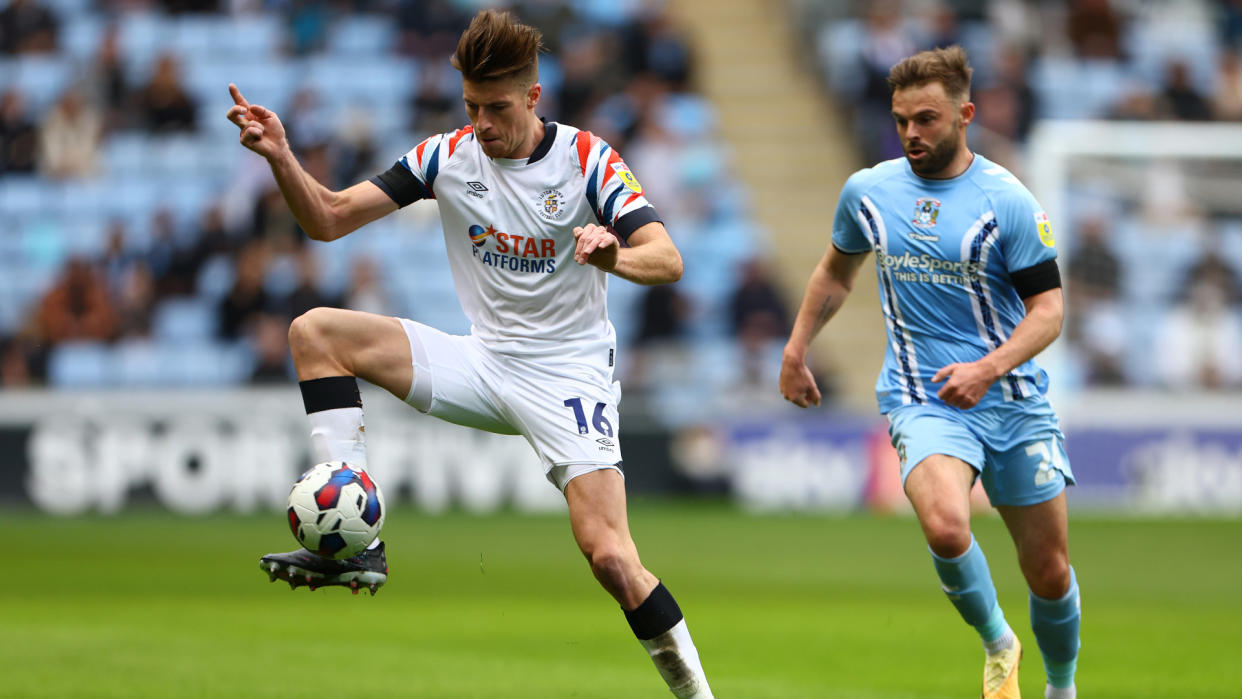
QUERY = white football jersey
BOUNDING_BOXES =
[371,121,661,363]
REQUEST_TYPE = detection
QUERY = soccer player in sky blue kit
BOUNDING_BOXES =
[780,47,1080,699]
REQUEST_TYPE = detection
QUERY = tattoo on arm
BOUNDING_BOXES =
[813,294,839,331]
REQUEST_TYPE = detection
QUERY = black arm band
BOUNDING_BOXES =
[612,207,662,241]
[832,242,870,256]
[369,161,431,207]
[1010,258,1062,299]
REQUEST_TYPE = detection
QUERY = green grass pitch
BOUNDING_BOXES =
[2,502,1239,698]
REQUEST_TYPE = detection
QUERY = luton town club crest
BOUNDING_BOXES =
[912,197,940,228]
[538,188,566,221]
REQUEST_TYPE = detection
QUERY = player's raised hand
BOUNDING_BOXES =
[573,223,619,271]
[779,352,821,408]
[932,360,996,409]
[226,83,288,160]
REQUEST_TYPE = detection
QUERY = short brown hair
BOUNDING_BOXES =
[887,45,972,101]
[451,9,544,85]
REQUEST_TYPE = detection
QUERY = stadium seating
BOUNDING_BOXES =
[1,2,764,398]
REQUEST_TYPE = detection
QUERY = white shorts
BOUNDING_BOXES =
[399,318,623,491]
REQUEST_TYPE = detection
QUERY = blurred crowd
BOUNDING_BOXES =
[807,0,1242,392]
[0,0,788,408]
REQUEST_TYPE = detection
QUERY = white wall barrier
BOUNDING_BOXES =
[0,387,564,515]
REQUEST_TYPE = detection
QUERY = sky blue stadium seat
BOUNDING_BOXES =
[0,175,49,219]
[117,12,170,77]
[1123,11,1219,94]
[156,176,217,229]
[19,217,68,271]
[1029,57,1131,120]
[195,253,236,301]
[57,216,109,258]
[112,339,168,386]
[815,20,867,97]
[47,341,114,388]
[170,17,229,59]
[111,339,250,386]
[659,94,717,140]
[1122,306,1165,388]
[102,133,149,178]
[185,58,294,109]
[102,176,160,235]
[152,298,218,344]
[60,14,104,60]
[231,16,284,55]
[6,55,74,111]
[1117,216,1203,305]
[574,0,638,27]
[327,15,396,56]
[51,179,112,219]
[155,340,253,386]
[213,341,256,384]
[305,56,419,104]
[262,252,300,299]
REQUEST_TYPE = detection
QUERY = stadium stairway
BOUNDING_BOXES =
[668,0,885,410]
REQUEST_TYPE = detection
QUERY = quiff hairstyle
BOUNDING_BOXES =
[451,9,544,85]
[887,45,973,102]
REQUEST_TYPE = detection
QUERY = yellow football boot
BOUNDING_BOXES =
[981,635,1022,699]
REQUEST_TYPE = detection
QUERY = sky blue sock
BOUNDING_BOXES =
[930,536,1008,643]
[1030,566,1081,689]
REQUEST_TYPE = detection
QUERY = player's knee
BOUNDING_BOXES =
[1028,554,1072,599]
[288,307,337,356]
[922,511,972,557]
[583,540,632,588]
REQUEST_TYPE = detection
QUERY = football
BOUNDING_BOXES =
[286,462,385,559]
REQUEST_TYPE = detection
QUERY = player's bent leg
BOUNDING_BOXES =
[906,455,1020,697]
[564,468,655,607]
[565,469,713,699]
[998,493,1080,698]
[288,307,414,398]
[258,308,412,593]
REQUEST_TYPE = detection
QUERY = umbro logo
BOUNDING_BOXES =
[466,181,488,199]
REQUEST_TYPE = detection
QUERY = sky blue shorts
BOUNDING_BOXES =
[886,398,1075,507]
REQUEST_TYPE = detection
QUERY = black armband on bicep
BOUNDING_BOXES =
[1010,259,1062,299]
[369,161,432,208]
[832,242,870,256]
[612,206,662,241]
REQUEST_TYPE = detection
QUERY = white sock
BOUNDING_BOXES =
[1046,684,1076,699]
[307,407,367,469]
[640,619,713,699]
[983,627,1015,655]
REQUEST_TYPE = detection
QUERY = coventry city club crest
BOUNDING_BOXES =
[912,197,941,228]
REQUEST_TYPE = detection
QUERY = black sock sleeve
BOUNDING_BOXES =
[299,376,361,414]
[624,581,684,641]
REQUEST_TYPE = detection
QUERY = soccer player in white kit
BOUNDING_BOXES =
[226,10,712,698]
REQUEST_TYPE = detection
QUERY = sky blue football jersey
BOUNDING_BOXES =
[832,154,1059,414]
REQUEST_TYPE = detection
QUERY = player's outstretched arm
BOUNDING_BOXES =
[573,221,682,285]
[225,84,397,241]
[780,245,870,408]
[933,287,1063,409]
